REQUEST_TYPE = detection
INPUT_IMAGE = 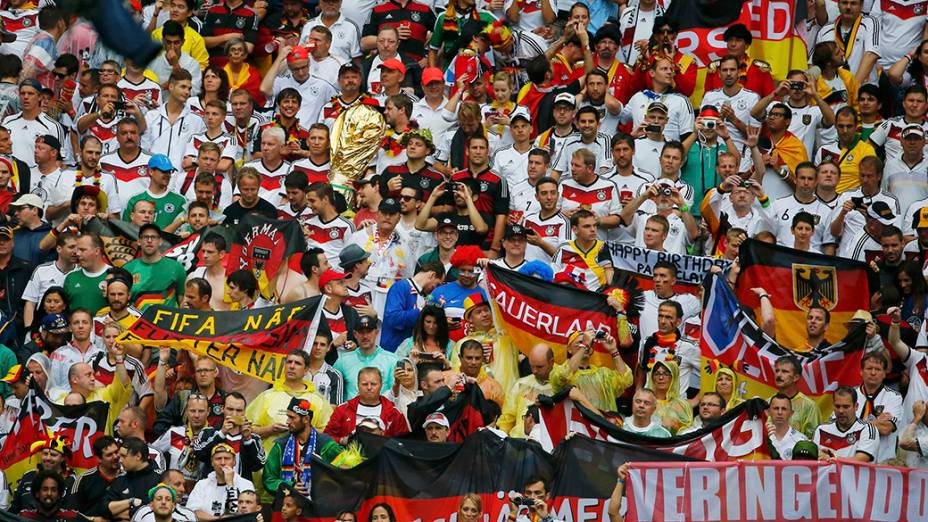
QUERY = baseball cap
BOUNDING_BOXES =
[319,269,349,289]
[287,46,310,63]
[903,124,925,139]
[339,244,370,269]
[914,207,928,229]
[40,313,69,334]
[36,134,61,151]
[287,397,313,417]
[355,315,380,331]
[699,105,721,118]
[422,412,450,428]
[436,216,457,231]
[647,101,669,114]
[509,106,531,124]
[867,200,896,226]
[0,226,12,240]
[10,193,43,209]
[554,92,576,107]
[421,67,444,85]
[378,58,406,75]
[379,197,401,213]
[0,364,23,384]
[357,416,386,431]
[138,223,162,238]
[339,62,362,76]
[504,224,529,239]
[148,154,176,173]
[211,443,237,457]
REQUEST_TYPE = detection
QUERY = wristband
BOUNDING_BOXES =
[678,204,690,213]
[759,294,770,300]
[114,356,125,364]
[617,478,626,485]
[50,228,60,237]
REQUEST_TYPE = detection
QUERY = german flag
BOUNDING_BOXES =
[226,214,307,301]
[736,239,870,351]
[483,265,622,367]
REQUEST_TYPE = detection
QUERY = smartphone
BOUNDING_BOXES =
[418,352,435,360]
[113,101,127,111]
[395,360,405,370]
[790,81,804,90]
[645,124,662,133]
[595,329,607,340]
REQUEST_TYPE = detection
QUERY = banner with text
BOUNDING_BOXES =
[484,264,620,366]
[116,297,327,383]
[607,243,728,293]
[627,459,928,522]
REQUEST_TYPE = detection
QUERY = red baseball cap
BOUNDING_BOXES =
[319,270,349,289]
[378,57,406,75]
[421,67,444,85]
[287,46,310,63]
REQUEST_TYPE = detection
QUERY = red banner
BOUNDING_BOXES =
[626,459,928,521]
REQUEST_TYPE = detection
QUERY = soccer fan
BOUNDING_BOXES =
[620,62,693,142]
[304,181,355,267]
[757,102,808,200]
[765,162,833,251]
[773,356,821,438]
[151,393,211,484]
[814,386,879,462]
[186,443,254,518]
[263,398,343,497]
[243,126,292,206]
[885,126,928,214]
[551,330,632,412]
[701,55,761,144]
[552,107,612,178]
[750,72,835,161]
[704,24,775,96]
[619,179,698,255]
[153,356,226,437]
[767,393,808,460]
[498,343,554,438]
[816,0,880,86]
[302,0,361,63]
[62,234,110,315]
[830,156,901,254]
[870,85,928,159]
[222,168,278,224]
[261,46,336,129]
[815,107,877,194]
[552,209,613,291]
[622,388,671,437]
[325,367,408,443]
[616,0,663,66]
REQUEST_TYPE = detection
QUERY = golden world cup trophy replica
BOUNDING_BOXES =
[330,103,386,209]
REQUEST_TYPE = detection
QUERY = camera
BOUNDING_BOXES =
[446,181,458,192]
[509,492,535,507]
[660,186,673,197]
[113,101,127,111]
[739,179,752,188]
[645,124,662,134]
[851,196,866,209]
[703,119,717,130]
[790,81,805,90]
[595,329,607,340]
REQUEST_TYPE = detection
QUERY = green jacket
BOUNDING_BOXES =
[263,431,343,494]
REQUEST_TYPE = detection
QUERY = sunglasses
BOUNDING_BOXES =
[399,195,416,202]
[53,71,68,79]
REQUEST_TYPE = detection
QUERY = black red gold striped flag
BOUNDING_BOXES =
[736,239,870,350]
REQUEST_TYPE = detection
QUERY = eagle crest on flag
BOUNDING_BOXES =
[792,264,837,311]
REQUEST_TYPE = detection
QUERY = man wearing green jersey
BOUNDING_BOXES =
[121,154,187,229]
[63,233,111,315]
[123,224,187,310]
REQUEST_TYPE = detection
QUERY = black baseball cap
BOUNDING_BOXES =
[355,315,380,330]
[379,198,401,214]
[505,224,528,239]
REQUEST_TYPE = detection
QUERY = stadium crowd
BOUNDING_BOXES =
[2,0,928,520]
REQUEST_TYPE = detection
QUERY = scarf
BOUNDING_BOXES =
[835,15,863,63]
[449,126,487,170]
[859,384,882,420]
[281,429,316,489]
[641,330,680,369]
[224,63,253,91]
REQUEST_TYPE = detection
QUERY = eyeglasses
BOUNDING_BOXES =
[653,370,671,377]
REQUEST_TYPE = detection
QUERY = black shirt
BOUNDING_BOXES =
[222,199,278,225]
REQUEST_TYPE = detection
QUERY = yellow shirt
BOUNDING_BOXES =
[451,329,520,395]
[151,24,210,70]
[498,375,552,437]
[829,139,877,194]
[245,382,333,454]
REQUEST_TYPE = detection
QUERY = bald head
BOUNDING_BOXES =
[528,343,555,382]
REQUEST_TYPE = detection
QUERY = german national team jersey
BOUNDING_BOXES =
[276,202,313,226]
[451,167,510,216]
[346,279,374,310]
[184,131,240,161]
[522,210,572,263]
[56,169,123,214]
[868,116,928,161]
[552,133,613,177]
[361,0,435,61]
[319,94,380,129]
[767,195,833,249]
[561,176,622,217]
[855,384,903,462]
[83,117,120,155]
[0,7,39,58]
[241,159,291,206]
[290,158,330,184]
[400,164,445,202]
[201,3,258,65]
[872,0,928,67]
[304,214,356,267]
[117,77,161,109]
[99,150,152,203]
[814,419,879,460]
[323,306,348,342]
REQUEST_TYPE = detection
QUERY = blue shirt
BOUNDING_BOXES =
[431,282,486,321]
[333,346,398,400]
